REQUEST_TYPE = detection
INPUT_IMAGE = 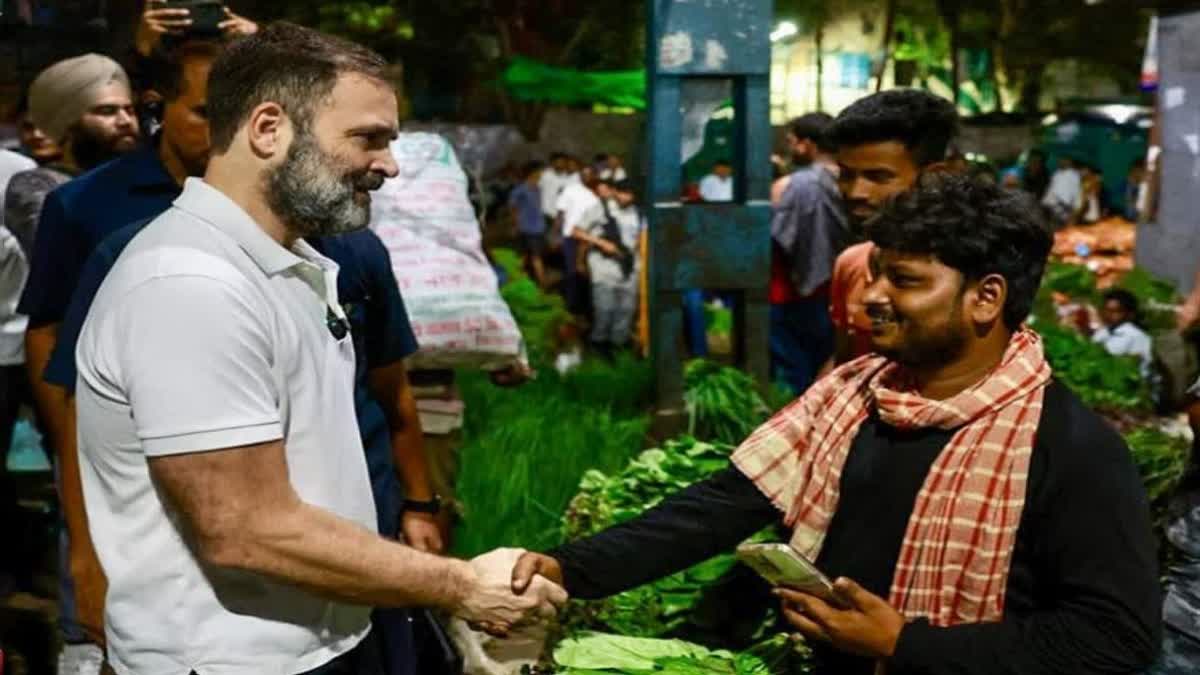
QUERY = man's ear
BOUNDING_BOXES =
[970,273,1007,325]
[246,102,288,159]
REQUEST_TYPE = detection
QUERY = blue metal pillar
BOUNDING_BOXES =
[646,0,774,426]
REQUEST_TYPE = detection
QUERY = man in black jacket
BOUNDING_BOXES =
[513,174,1161,675]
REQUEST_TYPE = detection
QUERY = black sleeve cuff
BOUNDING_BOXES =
[890,618,938,672]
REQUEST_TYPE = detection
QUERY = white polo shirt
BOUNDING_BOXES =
[76,178,376,675]
[555,182,600,238]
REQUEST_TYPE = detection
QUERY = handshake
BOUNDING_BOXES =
[451,548,566,637]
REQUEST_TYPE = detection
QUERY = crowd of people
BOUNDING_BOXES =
[0,5,1196,675]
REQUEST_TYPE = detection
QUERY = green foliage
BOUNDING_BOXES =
[1112,267,1180,334]
[1125,427,1190,517]
[561,437,776,638]
[553,632,812,674]
[705,303,733,339]
[1041,261,1101,303]
[451,359,652,558]
[1033,319,1150,411]
[683,361,773,446]
[493,247,573,368]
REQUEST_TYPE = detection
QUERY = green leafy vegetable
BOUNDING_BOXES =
[553,632,811,675]
[684,360,773,445]
[561,437,777,638]
[1032,319,1150,411]
[493,247,573,367]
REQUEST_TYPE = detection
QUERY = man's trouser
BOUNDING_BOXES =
[591,282,637,347]
[769,295,834,395]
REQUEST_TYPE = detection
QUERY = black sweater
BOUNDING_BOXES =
[550,381,1162,674]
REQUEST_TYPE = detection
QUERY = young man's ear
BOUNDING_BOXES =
[970,273,1007,325]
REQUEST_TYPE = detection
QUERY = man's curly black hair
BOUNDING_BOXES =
[827,89,958,166]
[863,173,1054,330]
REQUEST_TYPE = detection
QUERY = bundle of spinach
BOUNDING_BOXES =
[492,247,572,366]
[561,438,777,640]
[552,632,812,675]
[1032,320,1150,411]
[684,360,774,446]
[1124,427,1189,517]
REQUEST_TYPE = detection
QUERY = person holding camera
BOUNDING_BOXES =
[135,0,258,59]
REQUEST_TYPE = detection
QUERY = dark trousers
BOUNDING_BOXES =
[562,238,582,313]
[682,289,708,358]
[0,364,32,592]
[769,297,834,395]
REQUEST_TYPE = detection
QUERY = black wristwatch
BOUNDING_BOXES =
[402,495,442,514]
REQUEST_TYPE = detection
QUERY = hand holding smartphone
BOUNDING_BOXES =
[736,542,842,606]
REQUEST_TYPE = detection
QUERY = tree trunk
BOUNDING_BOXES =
[988,47,1005,112]
[1019,63,1045,118]
[876,0,899,92]
[948,8,961,105]
[815,22,825,112]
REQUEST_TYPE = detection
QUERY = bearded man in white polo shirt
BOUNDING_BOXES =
[73,22,565,675]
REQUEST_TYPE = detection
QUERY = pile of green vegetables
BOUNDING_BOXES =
[551,633,812,675]
[560,438,776,639]
[1034,261,1179,336]
[557,362,792,644]
[492,247,573,367]
[683,360,773,445]
[1125,427,1190,530]
[1033,319,1151,411]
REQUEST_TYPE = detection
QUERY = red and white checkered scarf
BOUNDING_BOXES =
[732,328,1051,626]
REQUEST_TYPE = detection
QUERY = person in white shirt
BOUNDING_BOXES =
[598,153,628,182]
[538,152,578,231]
[699,159,734,202]
[74,23,564,675]
[1092,288,1154,377]
[556,165,601,313]
[577,180,641,357]
[1041,157,1082,226]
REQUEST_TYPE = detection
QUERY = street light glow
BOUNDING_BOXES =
[771,21,798,42]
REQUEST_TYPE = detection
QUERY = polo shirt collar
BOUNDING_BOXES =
[173,177,311,277]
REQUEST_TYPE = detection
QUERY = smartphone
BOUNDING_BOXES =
[160,0,226,37]
[736,542,839,603]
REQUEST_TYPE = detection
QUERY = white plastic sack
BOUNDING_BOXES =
[371,133,524,370]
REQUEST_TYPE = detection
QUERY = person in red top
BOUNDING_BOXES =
[823,90,959,370]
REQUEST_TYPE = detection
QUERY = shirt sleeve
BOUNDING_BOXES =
[4,170,54,259]
[104,274,283,455]
[548,466,779,599]
[888,393,1162,674]
[0,227,27,325]
[361,231,418,368]
[17,190,88,327]
[829,253,850,330]
[44,244,122,391]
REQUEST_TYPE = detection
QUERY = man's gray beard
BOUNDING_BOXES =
[264,132,373,240]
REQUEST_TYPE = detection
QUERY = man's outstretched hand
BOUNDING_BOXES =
[511,551,565,594]
[455,548,567,638]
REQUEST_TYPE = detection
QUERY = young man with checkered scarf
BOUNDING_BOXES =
[513,174,1161,675]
